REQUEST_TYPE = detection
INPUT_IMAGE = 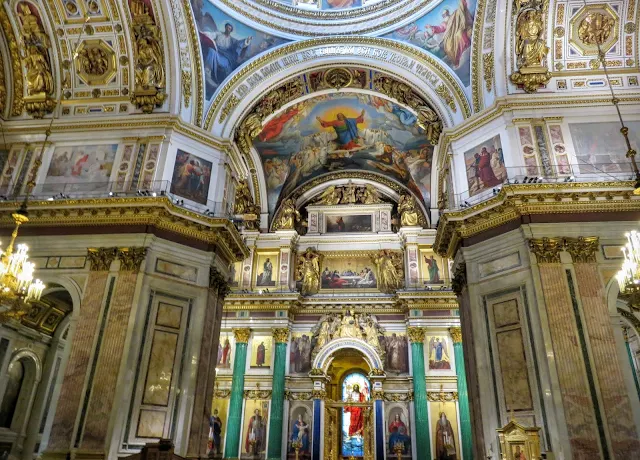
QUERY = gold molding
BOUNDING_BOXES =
[449,327,462,343]
[272,327,290,343]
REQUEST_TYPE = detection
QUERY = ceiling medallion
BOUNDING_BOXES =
[74,39,116,85]
[578,12,615,46]
[324,68,353,90]
[569,4,618,56]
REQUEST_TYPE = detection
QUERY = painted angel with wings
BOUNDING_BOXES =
[428,337,452,370]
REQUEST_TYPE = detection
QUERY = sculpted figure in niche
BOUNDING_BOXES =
[398,194,419,227]
[234,179,253,214]
[316,185,342,205]
[297,248,322,296]
[277,198,300,230]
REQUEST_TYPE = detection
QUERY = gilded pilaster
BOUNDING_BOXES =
[81,247,147,451]
[187,267,230,458]
[46,248,117,453]
[566,237,640,456]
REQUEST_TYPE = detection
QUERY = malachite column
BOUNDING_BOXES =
[267,327,289,460]
[624,327,640,401]
[450,327,472,460]
[224,328,250,459]
[408,327,431,460]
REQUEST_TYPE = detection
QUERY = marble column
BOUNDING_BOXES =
[311,389,325,460]
[45,247,118,457]
[81,247,147,453]
[623,327,640,401]
[372,388,385,460]
[449,327,472,460]
[267,327,289,460]
[408,327,430,460]
[565,237,640,456]
[186,268,230,459]
[224,328,251,460]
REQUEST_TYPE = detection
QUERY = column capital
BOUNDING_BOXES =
[372,389,385,400]
[233,328,251,343]
[209,266,230,296]
[528,237,563,263]
[87,247,118,271]
[311,389,326,400]
[452,263,467,295]
[407,327,426,343]
[449,327,463,343]
[272,327,289,343]
[564,236,599,263]
[117,247,147,271]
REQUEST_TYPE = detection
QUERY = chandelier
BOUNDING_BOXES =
[0,206,45,321]
[616,230,640,308]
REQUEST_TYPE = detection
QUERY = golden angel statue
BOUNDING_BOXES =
[515,9,548,69]
[371,250,404,293]
[234,179,253,214]
[277,198,300,230]
[316,185,342,205]
[24,45,54,95]
[297,248,322,296]
[361,184,384,204]
[398,194,419,227]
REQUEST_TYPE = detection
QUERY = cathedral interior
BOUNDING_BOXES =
[0,0,639,459]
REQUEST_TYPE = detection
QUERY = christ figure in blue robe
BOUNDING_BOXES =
[200,23,252,86]
[316,110,365,150]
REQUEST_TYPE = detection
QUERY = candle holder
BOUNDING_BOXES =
[393,441,405,460]
[291,439,302,460]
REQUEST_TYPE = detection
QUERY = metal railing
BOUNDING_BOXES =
[450,162,633,210]
[1,180,234,219]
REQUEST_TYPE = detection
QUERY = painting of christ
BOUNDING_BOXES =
[341,372,370,457]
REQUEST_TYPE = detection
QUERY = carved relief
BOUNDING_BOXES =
[87,247,118,271]
[510,0,551,93]
[313,183,384,206]
[578,12,615,45]
[75,40,116,85]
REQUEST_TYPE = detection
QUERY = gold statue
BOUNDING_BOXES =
[361,184,383,204]
[297,248,322,296]
[316,185,342,205]
[24,45,53,95]
[371,250,404,293]
[234,179,253,214]
[134,35,164,89]
[337,310,362,339]
[398,194,419,227]
[578,12,615,46]
[510,2,551,93]
[277,198,300,230]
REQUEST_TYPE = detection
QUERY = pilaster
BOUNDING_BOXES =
[224,328,251,460]
[407,327,431,460]
[266,327,289,460]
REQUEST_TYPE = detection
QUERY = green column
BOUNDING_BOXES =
[450,327,472,460]
[267,328,289,460]
[224,328,250,459]
[408,327,431,460]
[624,327,640,401]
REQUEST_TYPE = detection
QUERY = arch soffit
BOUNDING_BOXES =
[312,338,384,374]
[37,274,84,317]
[206,37,471,136]
[9,348,42,383]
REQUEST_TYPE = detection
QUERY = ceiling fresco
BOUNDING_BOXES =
[272,0,370,9]
[254,93,434,215]
[383,0,477,87]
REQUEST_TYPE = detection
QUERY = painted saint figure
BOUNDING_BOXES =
[477,147,502,188]
[218,337,231,367]
[429,337,451,370]
[316,110,366,150]
[435,412,457,460]
[200,22,252,86]
[424,255,441,283]
[207,409,223,455]
[388,414,410,453]
[245,409,265,453]
[256,341,266,366]
[344,384,365,437]
[257,258,273,286]
[424,0,473,68]
[290,414,310,453]
[514,446,527,460]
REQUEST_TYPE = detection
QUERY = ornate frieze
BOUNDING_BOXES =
[233,327,251,343]
[87,247,118,271]
[383,391,413,402]
[407,326,426,343]
[244,389,272,400]
[117,247,147,271]
[529,237,563,263]
[427,391,459,402]
[285,390,313,401]
[563,236,599,263]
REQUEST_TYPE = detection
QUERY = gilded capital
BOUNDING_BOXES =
[311,389,326,400]
[407,327,426,343]
[529,237,563,263]
[272,327,290,343]
[87,247,118,271]
[449,327,463,343]
[564,237,599,263]
[233,327,251,343]
[372,389,385,400]
[117,247,147,271]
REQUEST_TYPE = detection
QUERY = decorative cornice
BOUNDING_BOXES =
[233,327,251,343]
[564,236,599,263]
[285,390,313,401]
[117,247,147,271]
[449,327,463,343]
[529,238,564,264]
[272,327,289,343]
[87,247,118,271]
[407,327,426,343]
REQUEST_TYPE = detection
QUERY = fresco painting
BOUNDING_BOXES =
[320,255,377,290]
[44,144,118,192]
[170,150,212,204]
[383,0,477,86]
[254,93,434,215]
[322,0,363,8]
[326,214,372,233]
[463,134,506,197]
[191,1,288,99]
[569,122,640,174]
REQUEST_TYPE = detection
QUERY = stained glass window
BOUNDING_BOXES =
[341,372,370,457]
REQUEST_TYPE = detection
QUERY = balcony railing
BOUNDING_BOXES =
[1,180,234,219]
[449,162,633,210]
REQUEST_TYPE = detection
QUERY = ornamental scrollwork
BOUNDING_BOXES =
[384,391,414,402]
[233,327,251,343]
[272,327,290,343]
[427,391,459,402]
[373,75,442,145]
[244,389,272,400]
[449,327,463,343]
[510,0,551,93]
[285,390,313,401]
[129,0,166,113]
[563,236,599,263]
[407,326,426,343]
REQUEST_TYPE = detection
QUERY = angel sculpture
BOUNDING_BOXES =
[316,185,342,205]
[371,250,404,293]
[234,179,253,215]
[398,194,419,227]
[297,248,322,296]
[277,198,301,230]
[361,184,384,204]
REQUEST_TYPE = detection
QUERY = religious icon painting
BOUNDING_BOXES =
[43,144,118,193]
[381,333,409,374]
[170,149,213,205]
[320,253,377,291]
[250,336,272,368]
[463,134,506,197]
[341,372,370,457]
[430,401,460,460]
[208,399,229,458]
[288,404,312,459]
[216,334,233,369]
[289,333,313,374]
[228,261,242,288]
[325,214,373,233]
[427,335,452,370]
[386,404,411,458]
[418,248,447,285]
[254,251,279,288]
[242,400,269,458]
